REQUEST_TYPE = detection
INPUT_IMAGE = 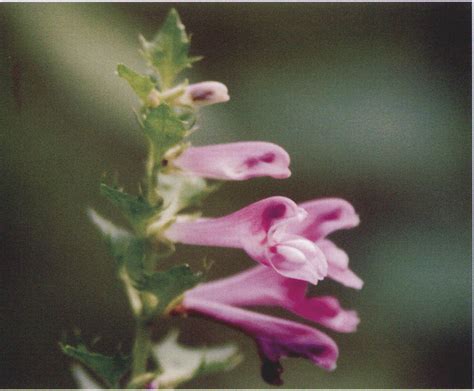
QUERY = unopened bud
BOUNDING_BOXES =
[178,81,229,107]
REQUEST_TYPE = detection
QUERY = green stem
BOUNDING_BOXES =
[130,320,151,382]
[146,142,159,205]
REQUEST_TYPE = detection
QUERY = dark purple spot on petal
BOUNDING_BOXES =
[309,344,327,356]
[302,208,344,240]
[191,89,214,101]
[322,209,342,222]
[260,152,275,163]
[261,359,284,386]
[244,153,276,168]
[261,203,287,231]
[268,246,278,254]
[245,157,259,168]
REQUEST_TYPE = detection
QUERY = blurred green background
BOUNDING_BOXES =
[1,3,471,389]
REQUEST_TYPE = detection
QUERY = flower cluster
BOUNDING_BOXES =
[153,103,363,383]
[67,9,362,389]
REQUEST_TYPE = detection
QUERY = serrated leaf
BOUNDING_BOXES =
[117,64,155,101]
[88,210,146,283]
[140,8,201,88]
[136,265,202,316]
[143,104,186,162]
[61,343,131,388]
[100,183,161,230]
[152,330,242,388]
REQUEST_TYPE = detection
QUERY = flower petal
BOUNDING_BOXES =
[164,196,300,251]
[266,237,328,284]
[182,297,339,384]
[318,239,363,289]
[289,198,360,241]
[185,266,295,306]
[292,296,360,333]
[173,142,291,180]
[187,266,359,332]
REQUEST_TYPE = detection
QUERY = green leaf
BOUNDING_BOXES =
[100,183,161,230]
[61,343,131,388]
[117,64,155,101]
[152,330,242,388]
[143,104,186,162]
[88,210,146,283]
[136,264,202,316]
[140,8,202,89]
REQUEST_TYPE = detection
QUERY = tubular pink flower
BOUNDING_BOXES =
[187,265,359,333]
[182,296,339,385]
[164,197,328,284]
[173,142,291,180]
[177,81,229,107]
[287,198,363,289]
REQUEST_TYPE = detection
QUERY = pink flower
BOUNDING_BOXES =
[187,265,360,333]
[179,266,358,384]
[163,197,362,287]
[164,196,328,284]
[173,142,291,180]
[177,81,229,107]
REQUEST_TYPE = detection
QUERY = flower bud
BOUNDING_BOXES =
[177,81,229,107]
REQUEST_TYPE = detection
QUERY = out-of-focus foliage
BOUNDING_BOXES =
[1,3,471,388]
[152,330,242,388]
[60,343,131,388]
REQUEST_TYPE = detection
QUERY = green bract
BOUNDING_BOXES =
[116,64,155,102]
[99,184,161,232]
[157,172,220,215]
[139,8,202,89]
[88,210,146,283]
[135,264,203,317]
[143,103,187,164]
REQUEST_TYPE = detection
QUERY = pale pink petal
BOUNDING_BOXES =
[318,239,363,289]
[185,266,295,306]
[265,233,328,284]
[183,297,338,385]
[188,266,359,332]
[177,81,229,107]
[173,142,291,180]
[291,296,360,333]
[289,198,360,241]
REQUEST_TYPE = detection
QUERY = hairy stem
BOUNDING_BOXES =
[130,320,152,383]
